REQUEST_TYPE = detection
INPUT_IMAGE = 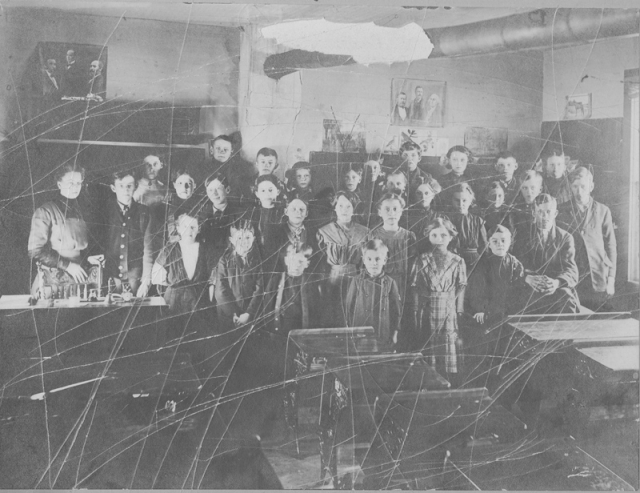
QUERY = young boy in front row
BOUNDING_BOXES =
[341,239,402,347]
[215,219,264,331]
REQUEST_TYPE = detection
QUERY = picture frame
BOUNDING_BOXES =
[564,93,592,120]
[464,126,508,158]
[391,78,445,127]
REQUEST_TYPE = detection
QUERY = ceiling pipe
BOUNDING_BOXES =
[262,8,639,79]
[426,8,640,58]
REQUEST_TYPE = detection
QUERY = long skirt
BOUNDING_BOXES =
[414,291,460,375]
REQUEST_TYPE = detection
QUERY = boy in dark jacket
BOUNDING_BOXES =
[557,166,616,311]
[214,219,264,330]
[103,171,156,297]
[342,239,402,347]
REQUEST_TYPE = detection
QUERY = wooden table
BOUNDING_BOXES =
[484,312,639,485]
[0,294,201,400]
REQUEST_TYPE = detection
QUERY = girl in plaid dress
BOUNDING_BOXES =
[409,217,467,384]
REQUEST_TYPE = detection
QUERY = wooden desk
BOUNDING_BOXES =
[491,313,639,444]
[286,328,454,485]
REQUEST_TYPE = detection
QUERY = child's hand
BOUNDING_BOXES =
[136,279,150,298]
[392,331,398,345]
[473,312,485,324]
[234,313,250,326]
[606,277,615,296]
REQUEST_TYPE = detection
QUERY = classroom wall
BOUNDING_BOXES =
[0,7,241,138]
[240,45,544,170]
[542,36,639,121]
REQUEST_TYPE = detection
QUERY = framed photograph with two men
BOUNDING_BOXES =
[391,78,446,127]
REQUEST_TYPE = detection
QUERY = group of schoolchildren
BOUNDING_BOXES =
[28,134,617,383]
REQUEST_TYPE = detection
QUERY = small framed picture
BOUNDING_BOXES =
[564,93,592,120]
[391,78,445,127]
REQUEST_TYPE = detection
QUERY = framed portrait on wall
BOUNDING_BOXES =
[391,78,445,127]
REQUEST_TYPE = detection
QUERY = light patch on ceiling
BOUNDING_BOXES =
[261,19,433,65]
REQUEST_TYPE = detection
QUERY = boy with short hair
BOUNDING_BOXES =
[471,224,526,326]
[342,239,402,346]
[557,166,617,310]
[511,170,544,229]
[256,147,279,177]
[287,161,313,202]
[215,219,264,330]
[542,147,572,205]
[494,151,520,205]
[251,174,286,281]
[399,141,432,206]
[103,170,156,297]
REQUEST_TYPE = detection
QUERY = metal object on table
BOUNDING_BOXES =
[37,262,103,300]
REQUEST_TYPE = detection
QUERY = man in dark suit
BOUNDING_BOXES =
[391,92,408,125]
[60,49,85,97]
[42,59,60,99]
[512,193,580,314]
[408,85,426,122]
[87,60,106,100]
[557,166,616,311]
[36,58,61,116]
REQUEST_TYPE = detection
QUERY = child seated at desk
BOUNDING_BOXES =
[341,239,402,347]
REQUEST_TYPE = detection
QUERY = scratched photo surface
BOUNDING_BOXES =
[0,1,638,490]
